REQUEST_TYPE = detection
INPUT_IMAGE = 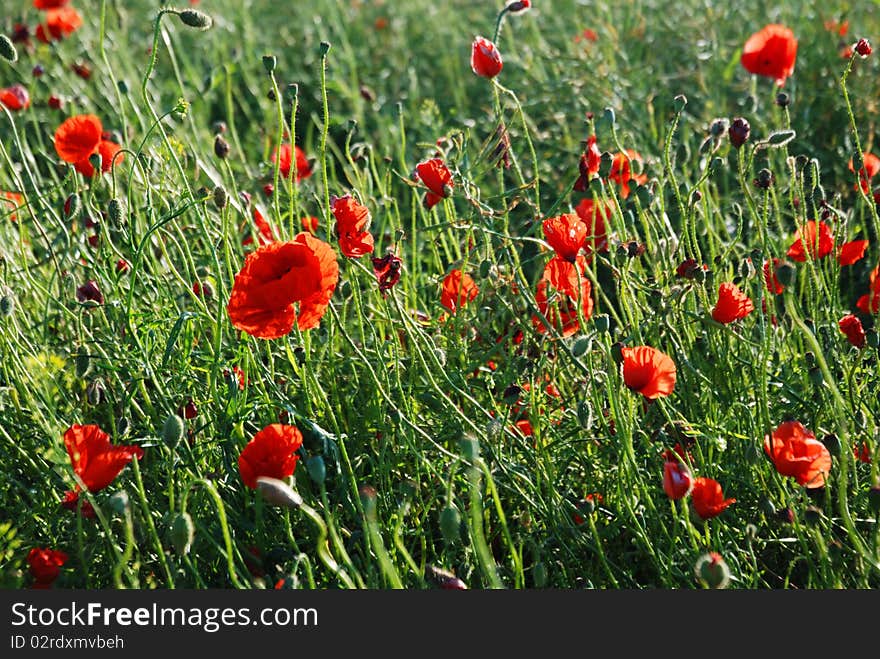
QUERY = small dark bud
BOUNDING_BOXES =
[76,280,104,306]
[502,384,522,406]
[775,92,790,108]
[0,287,14,317]
[571,336,591,357]
[855,38,872,58]
[709,118,728,137]
[673,94,687,113]
[319,41,332,56]
[212,185,228,210]
[0,35,17,63]
[86,378,106,406]
[594,314,610,333]
[214,134,230,159]
[729,117,750,148]
[755,168,773,189]
[262,54,277,73]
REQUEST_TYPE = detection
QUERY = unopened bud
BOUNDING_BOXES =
[162,414,185,445]
[169,512,195,555]
[64,193,81,221]
[214,135,230,159]
[86,378,106,406]
[695,552,730,589]
[255,476,303,508]
[439,504,461,543]
[0,287,14,317]
[262,54,277,73]
[729,117,750,149]
[775,261,796,287]
[178,9,213,30]
[107,198,126,227]
[212,185,228,210]
[855,38,872,58]
[0,35,18,63]
[306,455,326,485]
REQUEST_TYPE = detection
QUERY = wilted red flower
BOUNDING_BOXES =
[712,282,754,324]
[238,424,304,489]
[35,6,82,43]
[440,269,479,313]
[271,143,312,182]
[837,240,868,266]
[27,548,68,588]
[1,191,25,222]
[64,424,144,493]
[691,478,736,520]
[740,24,798,86]
[573,136,602,191]
[786,220,833,261]
[542,213,587,262]
[764,421,832,488]
[332,194,374,258]
[0,84,30,111]
[848,152,880,194]
[60,489,95,518]
[838,314,866,347]
[621,346,676,399]
[76,280,104,305]
[227,233,338,339]
[854,38,872,58]
[116,259,130,274]
[243,206,275,247]
[608,150,647,198]
[533,259,593,337]
[856,265,880,314]
[763,258,785,294]
[415,158,453,209]
[574,197,611,253]
[663,460,693,500]
[53,114,123,177]
[676,258,705,280]
[471,36,503,78]
[372,252,403,293]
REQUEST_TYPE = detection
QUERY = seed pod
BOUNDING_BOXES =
[169,512,195,556]
[178,9,213,30]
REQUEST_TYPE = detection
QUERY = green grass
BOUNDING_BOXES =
[1,0,879,589]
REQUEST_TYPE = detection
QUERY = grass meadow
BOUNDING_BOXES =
[1,0,880,589]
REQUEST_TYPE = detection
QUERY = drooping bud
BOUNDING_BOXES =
[214,134,230,159]
[169,512,195,556]
[0,35,17,63]
[256,476,303,508]
[178,10,213,30]
[855,38,872,58]
[64,193,81,221]
[0,287,14,317]
[262,54,277,73]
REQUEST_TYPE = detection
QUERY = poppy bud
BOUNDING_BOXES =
[107,198,126,227]
[425,565,467,590]
[855,38,872,58]
[178,9,213,30]
[169,512,195,556]
[214,134,230,159]
[306,455,326,486]
[162,413,185,445]
[64,193,81,221]
[319,41,332,56]
[262,54,276,73]
[576,496,596,516]
[86,378,106,406]
[439,504,461,543]
[694,552,730,589]
[594,314,610,333]
[774,261,796,287]
[754,168,773,189]
[572,336,592,357]
[611,341,624,364]
[505,0,532,14]
[673,94,687,113]
[213,185,227,210]
[255,476,303,509]
[760,498,776,518]
[0,287,13,317]
[471,36,503,78]
[459,436,480,462]
[729,117,750,148]
[775,92,790,108]
[0,35,17,63]
[709,118,728,137]
[532,561,548,588]
[576,399,593,429]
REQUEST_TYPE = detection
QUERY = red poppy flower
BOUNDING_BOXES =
[543,213,587,262]
[34,0,70,8]
[271,143,312,182]
[332,194,374,258]
[227,233,339,339]
[853,442,872,464]
[838,313,866,347]
[301,216,319,233]
[762,258,785,295]
[471,36,503,78]
[786,220,833,261]
[608,150,647,198]
[837,240,868,266]
[415,158,453,209]
[848,152,880,194]
[372,252,402,293]
[35,6,82,43]
[712,282,754,324]
[574,136,602,191]
[764,421,832,488]
[663,460,693,500]
[574,28,599,44]
[691,478,736,520]
[63,424,144,493]
[27,548,68,588]
[856,265,880,314]
[740,24,798,86]
[243,207,275,247]
[573,197,611,253]
[1,191,24,222]
[621,345,676,399]
[440,269,479,313]
[513,418,533,437]
[238,424,304,489]
[53,115,123,177]
[824,19,849,37]
[533,260,593,337]
[0,84,30,111]
[60,489,95,518]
